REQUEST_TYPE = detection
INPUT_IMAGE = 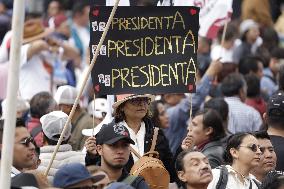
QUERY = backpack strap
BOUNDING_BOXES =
[264,74,277,84]
[252,179,261,188]
[216,166,228,189]
[30,124,42,138]
[150,128,159,152]
[122,175,138,185]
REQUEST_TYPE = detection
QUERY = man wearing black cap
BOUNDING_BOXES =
[95,122,149,189]
[266,91,284,171]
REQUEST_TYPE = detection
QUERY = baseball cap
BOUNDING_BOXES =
[53,163,105,188]
[267,91,284,119]
[54,85,77,105]
[96,122,135,145]
[88,98,108,118]
[40,111,71,141]
[11,173,39,189]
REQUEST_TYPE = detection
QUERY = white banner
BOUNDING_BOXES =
[174,0,233,39]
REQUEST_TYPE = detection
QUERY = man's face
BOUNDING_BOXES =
[13,127,35,171]
[254,139,277,175]
[178,152,212,187]
[97,140,130,169]
[59,104,72,115]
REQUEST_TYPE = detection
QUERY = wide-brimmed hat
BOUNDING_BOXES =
[23,19,53,44]
[112,94,155,110]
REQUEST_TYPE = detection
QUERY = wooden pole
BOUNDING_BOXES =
[44,0,121,176]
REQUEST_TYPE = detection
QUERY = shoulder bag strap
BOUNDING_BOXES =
[216,166,228,189]
[30,124,42,138]
[130,146,142,159]
[123,175,138,185]
[150,127,159,152]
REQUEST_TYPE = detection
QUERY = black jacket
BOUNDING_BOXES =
[85,118,178,182]
[118,168,149,189]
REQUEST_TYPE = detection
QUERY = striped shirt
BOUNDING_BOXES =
[225,97,262,133]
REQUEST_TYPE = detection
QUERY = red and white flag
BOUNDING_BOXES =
[174,0,233,39]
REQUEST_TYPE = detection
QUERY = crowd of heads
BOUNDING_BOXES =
[1,0,284,188]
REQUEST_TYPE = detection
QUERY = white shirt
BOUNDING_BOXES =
[211,45,234,63]
[11,166,21,177]
[19,46,51,100]
[122,121,146,162]
[207,165,259,189]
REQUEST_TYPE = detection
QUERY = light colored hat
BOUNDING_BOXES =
[88,98,108,118]
[1,97,30,118]
[40,111,71,141]
[240,19,259,37]
[54,85,78,105]
[112,94,155,110]
[1,97,30,112]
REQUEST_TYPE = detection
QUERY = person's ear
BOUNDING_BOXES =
[230,148,239,160]
[96,145,103,156]
[263,112,268,124]
[205,127,213,136]
[177,171,187,182]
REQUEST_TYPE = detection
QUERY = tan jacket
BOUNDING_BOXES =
[242,0,273,27]
[69,109,94,151]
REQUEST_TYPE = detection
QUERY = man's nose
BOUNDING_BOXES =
[28,142,36,150]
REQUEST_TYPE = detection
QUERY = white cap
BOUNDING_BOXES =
[240,19,259,37]
[54,85,78,105]
[88,98,108,118]
[40,111,71,141]
[1,97,30,118]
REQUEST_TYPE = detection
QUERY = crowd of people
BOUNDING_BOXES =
[1,0,284,188]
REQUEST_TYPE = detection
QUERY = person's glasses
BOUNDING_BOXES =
[19,137,35,147]
[239,144,264,153]
[128,97,151,105]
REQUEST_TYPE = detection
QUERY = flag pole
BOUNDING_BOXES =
[44,0,121,176]
[0,0,25,188]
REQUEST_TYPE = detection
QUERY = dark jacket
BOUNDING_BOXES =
[118,168,150,189]
[85,118,178,182]
[175,140,224,169]
[201,140,224,168]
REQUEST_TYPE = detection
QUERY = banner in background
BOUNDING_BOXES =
[174,0,233,39]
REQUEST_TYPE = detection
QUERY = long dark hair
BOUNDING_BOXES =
[149,100,164,128]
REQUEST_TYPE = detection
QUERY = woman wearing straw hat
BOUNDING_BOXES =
[85,94,177,183]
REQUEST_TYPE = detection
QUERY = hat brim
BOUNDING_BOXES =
[66,174,105,187]
[112,94,155,110]
[23,28,54,44]
[104,136,135,145]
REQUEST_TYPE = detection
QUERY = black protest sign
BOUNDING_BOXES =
[90,6,199,95]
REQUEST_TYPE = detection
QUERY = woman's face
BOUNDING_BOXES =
[157,103,169,128]
[232,135,262,169]
[123,97,150,121]
[188,114,211,146]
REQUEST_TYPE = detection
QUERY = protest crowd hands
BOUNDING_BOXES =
[205,58,223,77]
[181,134,195,151]
[85,136,97,155]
